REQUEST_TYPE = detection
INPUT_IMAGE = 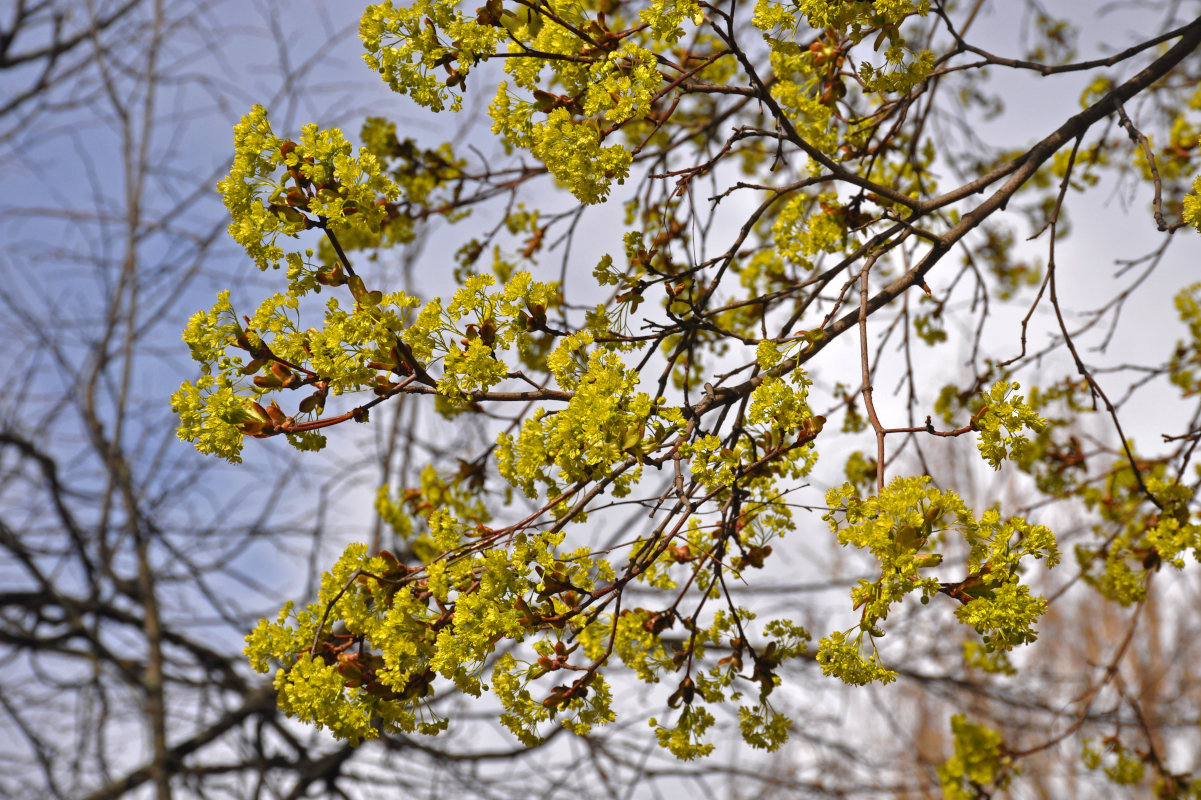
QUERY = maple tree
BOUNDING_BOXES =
[173,1,1201,795]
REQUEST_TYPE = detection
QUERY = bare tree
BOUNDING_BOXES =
[1,2,408,797]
